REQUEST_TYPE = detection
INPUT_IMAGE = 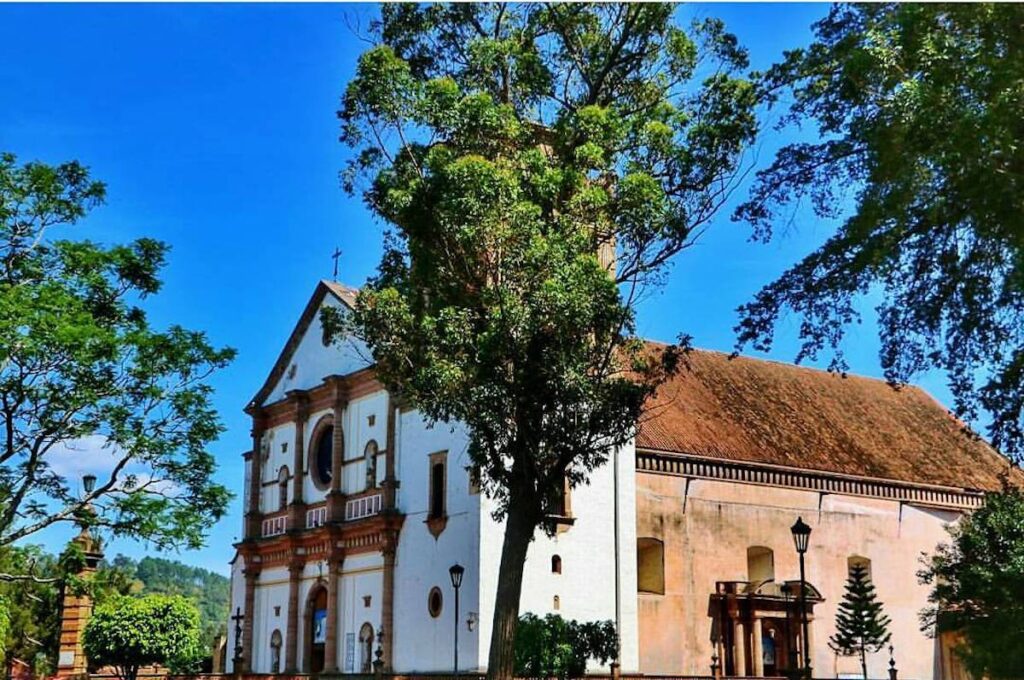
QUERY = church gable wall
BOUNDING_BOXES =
[636,473,957,679]
[265,295,370,405]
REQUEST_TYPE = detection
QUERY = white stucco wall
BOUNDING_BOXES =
[392,410,480,673]
[477,443,639,673]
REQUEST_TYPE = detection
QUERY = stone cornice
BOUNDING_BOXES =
[637,448,985,511]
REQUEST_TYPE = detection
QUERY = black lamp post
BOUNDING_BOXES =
[790,517,812,679]
[449,563,465,675]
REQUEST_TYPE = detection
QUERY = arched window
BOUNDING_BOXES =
[277,466,289,511]
[364,440,378,490]
[270,629,282,674]
[637,537,665,594]
[747,546,775,584]
[359,622,374,672]
[551,554,562,574]
[429,459,446,519]
[848,555,872,581]
[311,421,334,489]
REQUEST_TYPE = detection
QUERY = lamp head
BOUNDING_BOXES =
[790,516,811,554]
[449,563,465,589]
[82,474,97,495]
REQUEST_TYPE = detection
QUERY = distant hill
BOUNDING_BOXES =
[105,554,230,651]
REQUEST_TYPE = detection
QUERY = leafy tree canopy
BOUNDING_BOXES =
[0,545,61,674]
[919,489,1024,678]
[0,152,235,569]
[514,613,618,679]
[82,594,202,680]
[331,6,757,675]
[734,3,1024,457]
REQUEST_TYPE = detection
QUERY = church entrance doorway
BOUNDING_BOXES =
[306,585,329,673]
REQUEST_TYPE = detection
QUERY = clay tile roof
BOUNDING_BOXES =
[638,343,1021,492]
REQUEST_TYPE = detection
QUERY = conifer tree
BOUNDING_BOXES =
[829,564,891,679]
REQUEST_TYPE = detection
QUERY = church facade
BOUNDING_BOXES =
[228,280,1014,679]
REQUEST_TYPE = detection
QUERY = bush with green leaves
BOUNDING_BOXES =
[82,594,202,680]
[514,613,618,678]
[0,594,10,665]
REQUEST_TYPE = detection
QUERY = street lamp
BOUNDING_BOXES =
[790,517,812,679]
[82,474,97,495]
[449,563,465,675]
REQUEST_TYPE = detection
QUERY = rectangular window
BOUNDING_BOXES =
[428,451,447,519]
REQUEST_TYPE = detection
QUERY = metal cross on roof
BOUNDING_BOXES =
[331,246,343,281]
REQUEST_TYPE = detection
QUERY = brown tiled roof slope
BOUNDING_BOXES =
[638,344,1022,492]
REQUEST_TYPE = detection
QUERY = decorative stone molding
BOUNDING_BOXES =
[636,448,986,511]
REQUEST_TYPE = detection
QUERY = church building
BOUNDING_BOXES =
[228,280,1016,679]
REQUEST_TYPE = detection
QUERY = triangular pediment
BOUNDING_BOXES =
[248,280,370,409]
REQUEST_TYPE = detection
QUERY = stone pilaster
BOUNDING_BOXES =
[381,529,398,671]
[327,377,348,522]
[245,412,266,540]
[284,558,303,673]
[323,543,344,673]
[288,391,309,530]
[382,397,399,510]
[242,560,260,673]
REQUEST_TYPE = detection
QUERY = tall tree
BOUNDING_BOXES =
[829,564,891,679]
[331,4,757,677]
[0,153,234,579]
[919,488,1024,678]
[0,545,61,674]
[733,4,1024,457]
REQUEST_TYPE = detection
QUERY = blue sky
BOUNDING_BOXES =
[0,3,953,575]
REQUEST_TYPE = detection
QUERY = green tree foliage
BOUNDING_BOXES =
[0,152,235,574]
[331,5,757,676]
[0,545,61,675]
[514,613,618,679]
[919,489,1024,678]
[106,555,229,652]
[0,595,10,667]
[829,564,891,679]
[734,3,1024,457]
[82,594,202,680]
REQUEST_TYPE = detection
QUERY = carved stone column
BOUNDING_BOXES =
[284,558,303,672]
[733,618,747,676]
[324,542,344,673]
[245,412,266,539]
[381,529,398,671]
[752,616,764,677]
[288,390,309,530]
[242,559,260,673]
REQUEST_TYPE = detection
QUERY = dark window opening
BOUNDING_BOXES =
[429,461,445,519]
[314,425,334,487]
[551,555,562,574]
[427,586,443,618]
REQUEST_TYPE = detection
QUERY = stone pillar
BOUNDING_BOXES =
[327,378,348,522]
[289,391,309,530]
[323,547,344,673]
[752,617,764,677]
[382,398,399,510]
[242,561,260,673]
[805,616,815,673]
[285,559,303,672]
[732,618,747,676]
[55,530,103,679]
[381,530,398,671]
[245,413,266,539]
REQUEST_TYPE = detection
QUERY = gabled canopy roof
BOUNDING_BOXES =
[638,344,1020,492]
[248,280,359,410]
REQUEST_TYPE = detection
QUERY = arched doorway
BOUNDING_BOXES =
[305,585,329,673]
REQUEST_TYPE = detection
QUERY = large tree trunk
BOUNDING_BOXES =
[486,492,538,680]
